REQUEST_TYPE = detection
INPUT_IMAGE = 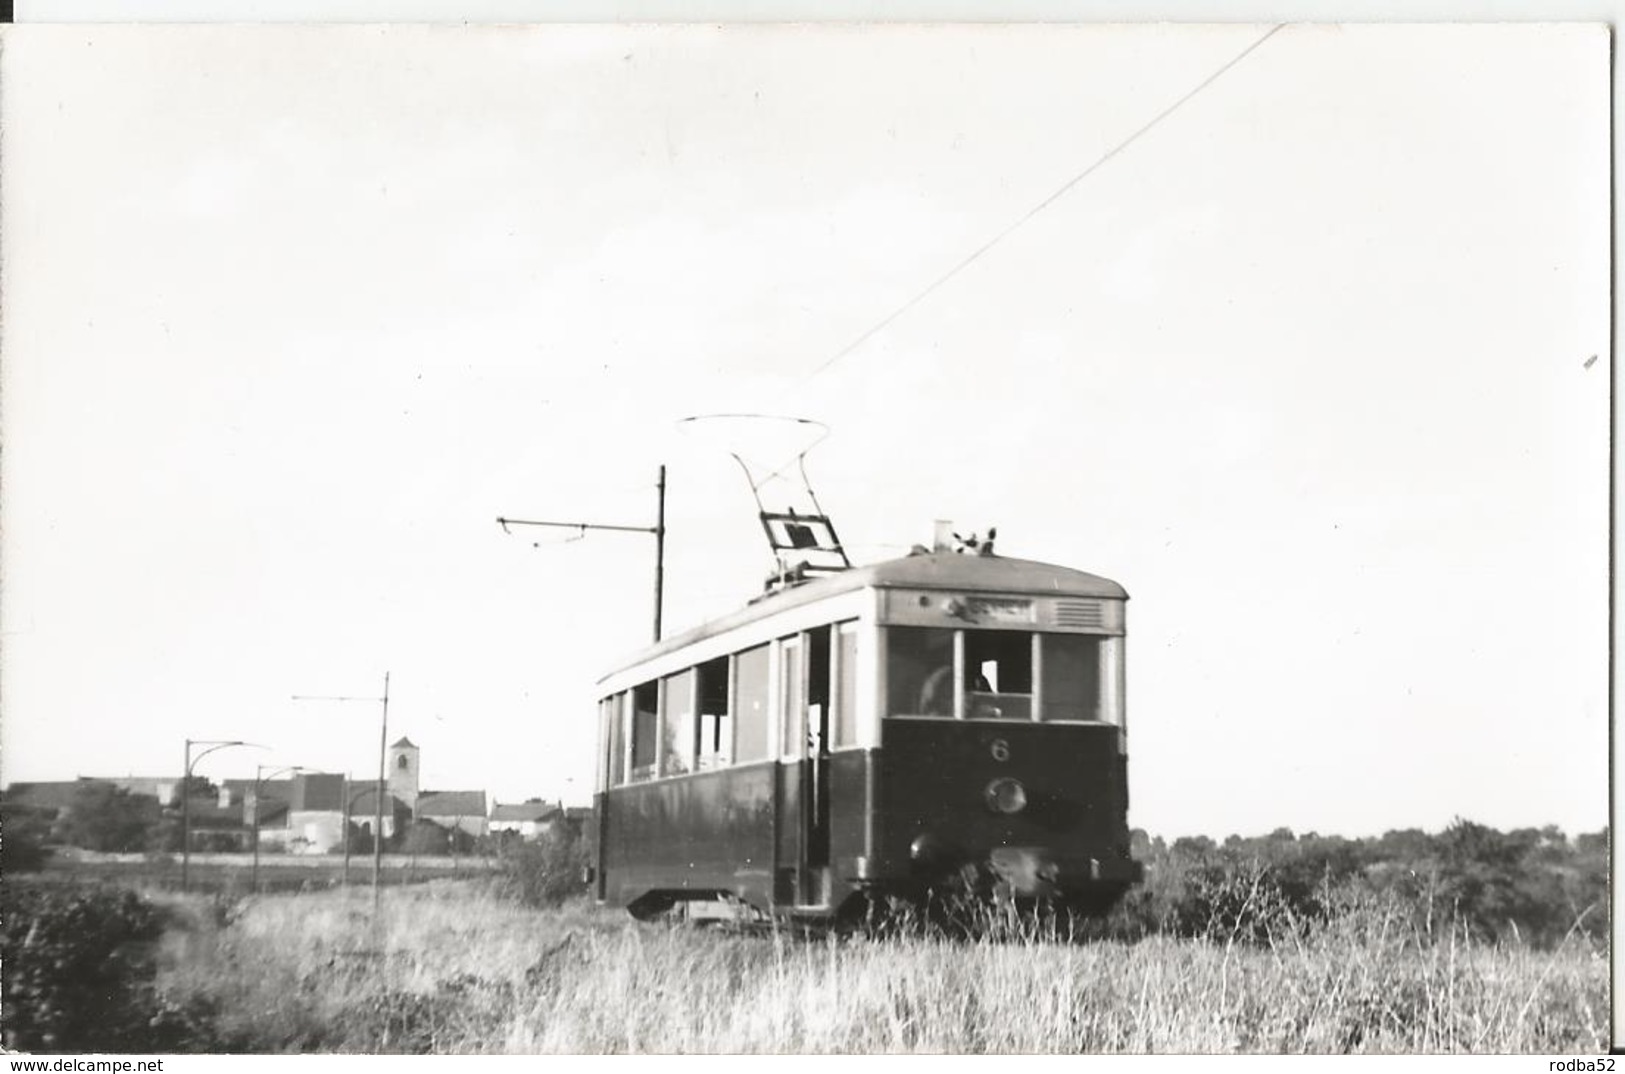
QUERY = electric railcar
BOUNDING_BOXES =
[588,547,1142,921]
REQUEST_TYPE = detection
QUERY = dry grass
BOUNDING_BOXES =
[154,880,1608,1054]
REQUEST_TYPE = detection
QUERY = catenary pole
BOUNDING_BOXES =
[497,465,668,641]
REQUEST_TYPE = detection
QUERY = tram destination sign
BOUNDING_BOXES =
[960,596,1036,624]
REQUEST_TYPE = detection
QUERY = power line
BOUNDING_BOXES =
[809,23,1286,378]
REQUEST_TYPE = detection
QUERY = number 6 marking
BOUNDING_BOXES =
[990,739,1010,762]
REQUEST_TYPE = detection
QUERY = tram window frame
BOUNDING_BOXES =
[778,635,804,762]
[600,696,621,788]
[883,625,1121,724]
[964,629,1034,722]
[607,693,627,786]
[886,626,956,717]
[1040,633,1103,723]
[733,643,771,763]
[629,680,659,782]
[695,655,732,771]
[662,668,698,777]
[831,621,860,749]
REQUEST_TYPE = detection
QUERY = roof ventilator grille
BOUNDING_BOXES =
[1054,600,1103,628]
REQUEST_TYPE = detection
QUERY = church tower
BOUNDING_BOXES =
[387,737,420,809]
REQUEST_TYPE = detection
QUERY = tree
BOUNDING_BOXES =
[1434,817,1556,943]
[57,783,161,853]
[1575,828,1607,857]
[1374,827,1434,865]
[1171,834,1216,859]
[165,775,218,809]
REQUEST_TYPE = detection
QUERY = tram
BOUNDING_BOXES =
[588,532,1142,921]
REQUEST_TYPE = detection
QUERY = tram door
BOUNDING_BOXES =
[803,629,832,903]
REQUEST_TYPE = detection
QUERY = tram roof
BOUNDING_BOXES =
[601,551,1126,679]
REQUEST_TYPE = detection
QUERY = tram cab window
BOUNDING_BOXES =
[965,630,1033,721]
[886,623,1121,723]
[630,681,659,782]
[1041,633,1104,722]
[695,656,732,770]
[663,669,697,776]
[887,627,954,716]
[734,644,771,763]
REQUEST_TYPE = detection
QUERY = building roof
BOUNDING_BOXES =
[4,780,103,813]
[346,788,409,817]
[490,801,558,823]
[290,773,346,812]
[224,774,345,811]
[601,550,1128,680]
[416,790,486,818]
[224,778,295,804]
[252,800,290,826]
[391,737,417,749]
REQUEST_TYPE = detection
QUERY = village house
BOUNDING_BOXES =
[487,799,561,840]
[236,773,411,854]
[5,740,577,854]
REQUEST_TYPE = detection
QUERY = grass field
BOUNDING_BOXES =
[30,851,500,897]
[146,879,1607,1054]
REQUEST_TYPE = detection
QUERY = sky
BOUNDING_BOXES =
[0,22,1608,839]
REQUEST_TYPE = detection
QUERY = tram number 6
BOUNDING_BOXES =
[990,738,1010,763]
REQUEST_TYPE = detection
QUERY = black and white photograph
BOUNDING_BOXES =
[0,14,1611,1056]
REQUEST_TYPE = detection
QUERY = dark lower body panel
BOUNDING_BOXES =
[594,724,1140,920]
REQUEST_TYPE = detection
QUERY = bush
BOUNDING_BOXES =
[1173,861,1336,944]
[500,827,591,908]
[1,805,54,873]
[403,821,451,856]
[1097,820,1608,951]
[0,885,229,1052]
[56,782,163,853]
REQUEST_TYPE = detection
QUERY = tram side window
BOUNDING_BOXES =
[1041,633,1102,722]
[663,669,697,776]
[965,630,1033,721]
[629,681,658,782]
[606,694,625,786]
[695,656,732,770]
[734,644,771,762]
[833,623,859,746]
[887,627,954,716]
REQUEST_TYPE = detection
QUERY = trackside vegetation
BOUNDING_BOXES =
[0,820,1606,1054]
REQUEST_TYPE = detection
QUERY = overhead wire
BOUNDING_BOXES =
[807,23,1287,379]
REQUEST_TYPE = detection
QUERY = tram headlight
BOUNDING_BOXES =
[910,832,949,865]
[984,777,1028,815]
